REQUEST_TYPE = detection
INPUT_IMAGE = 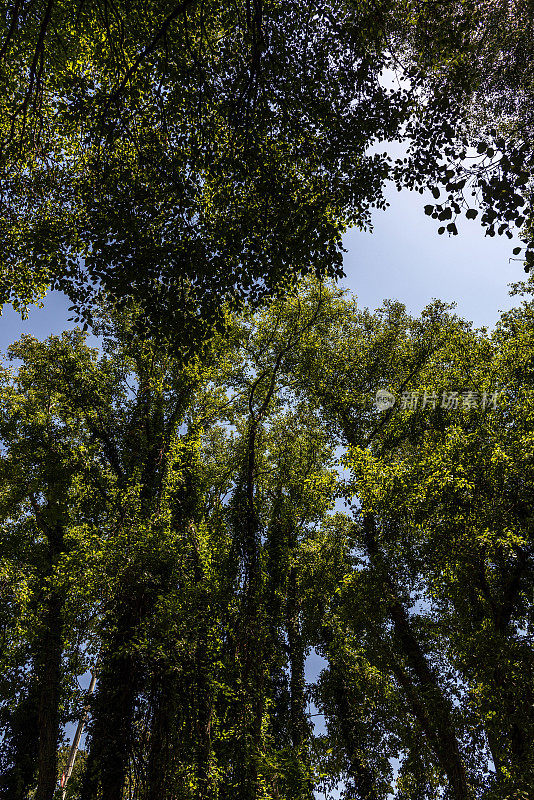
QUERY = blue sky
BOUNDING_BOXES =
[0,183,522,356]
[342,183,521,329]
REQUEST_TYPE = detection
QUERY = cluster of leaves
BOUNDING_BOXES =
[0,0,405,343]
[1,281,534,799]
[389,0,534,266]
[1,0,534,345]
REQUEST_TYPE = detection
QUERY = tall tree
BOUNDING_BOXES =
[1,282,534,798]
[0,331,107,800]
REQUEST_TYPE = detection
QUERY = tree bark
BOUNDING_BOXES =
[34,587,64,800]
[287,568,309,753]
[362,514,472,800]
[80,594,144,800]
[323,650,379,800]
[286,568,315,799]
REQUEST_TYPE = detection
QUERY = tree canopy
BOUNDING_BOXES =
[1,4,534,799]
[1,282,533,799]
[0,0,532,343]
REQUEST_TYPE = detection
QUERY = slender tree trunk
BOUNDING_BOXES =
[0,688,40,800]
[80,593,144,800]
[231,423,263,799]
[287,569,308,752]
[189,527,213,800]
[194,630,213,799]
[286,568,314,799]
[144,678,171,800]
[1,521,65,800]
[362,515,472,800]
[320,630,379,800]
[34,587,64,800]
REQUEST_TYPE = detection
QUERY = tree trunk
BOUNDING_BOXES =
[363,515,471,800]
[287,569,309,752]
[286,568,314,799]
[80,590,145,800]
[321,642,379,800]
[0,688,40,800]
[34,588,64,800]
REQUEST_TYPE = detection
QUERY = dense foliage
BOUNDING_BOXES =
[0,0,404,340]
[0,0,532,342]
[2,3,534,799]
[1,283,533,799]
